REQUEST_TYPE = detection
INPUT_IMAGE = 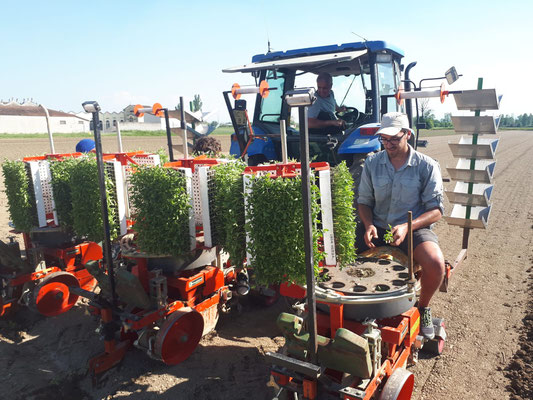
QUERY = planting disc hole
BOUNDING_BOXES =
[398,272,409,279]
[319,268,331,281]
[393,264,406,271]
[392,280,407,286]
[375,284,390,292]
[378,259,391,265]
[352,285,367,293]
[331,282,345,289]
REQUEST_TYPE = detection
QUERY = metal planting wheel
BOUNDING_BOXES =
[32,271,80,317]
[315,246,418,320]
[154,307,205,365]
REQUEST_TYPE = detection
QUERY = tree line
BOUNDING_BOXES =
[418,112,533,129]
[418,99,533,129]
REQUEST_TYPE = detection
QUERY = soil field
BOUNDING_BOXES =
[0,131,532,400]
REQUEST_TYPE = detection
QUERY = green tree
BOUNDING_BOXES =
[418,99,435,129]
[191,94,203,112]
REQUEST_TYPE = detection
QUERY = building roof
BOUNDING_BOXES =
[167,109,203,124]
[0,102,84,119]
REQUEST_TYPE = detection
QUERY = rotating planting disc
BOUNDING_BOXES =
[320,246,410,296]
[154,307,204,365]
[33,272,80,317]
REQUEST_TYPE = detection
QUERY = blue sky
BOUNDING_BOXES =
[1,0,531,121]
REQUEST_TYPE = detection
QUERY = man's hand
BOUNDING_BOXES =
[364,225,378,248]
[330,119,346,129]
[390,223,408,246]
[337,105,347,113]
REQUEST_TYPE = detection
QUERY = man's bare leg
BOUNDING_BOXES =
[414,241,445,308]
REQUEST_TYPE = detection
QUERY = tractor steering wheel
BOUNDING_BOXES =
[336,107,360,128]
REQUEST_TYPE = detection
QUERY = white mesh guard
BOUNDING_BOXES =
[318,169,336,266]
[28,160,58,227]
[197,166,212,248]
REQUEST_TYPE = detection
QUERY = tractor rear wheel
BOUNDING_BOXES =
[154,307,204,365]
[32,271,80,317]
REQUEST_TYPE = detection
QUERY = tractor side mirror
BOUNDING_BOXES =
[445,66,459,85]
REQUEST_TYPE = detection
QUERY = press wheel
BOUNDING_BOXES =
[32,271,80,317]
[424,320,446,355]
[379,368,414,400]
[154,307,204,365]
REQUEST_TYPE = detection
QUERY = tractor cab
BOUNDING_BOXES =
[222,40,407,166]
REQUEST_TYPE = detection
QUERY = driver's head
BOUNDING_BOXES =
[316,72,333,98]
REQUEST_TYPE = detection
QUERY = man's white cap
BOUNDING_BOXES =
[376,112,410,136]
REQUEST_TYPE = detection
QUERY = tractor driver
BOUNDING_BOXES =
[308,72,346,135]
[357,112,445,340]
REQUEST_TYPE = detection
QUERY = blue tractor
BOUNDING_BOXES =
[222,40,419,168]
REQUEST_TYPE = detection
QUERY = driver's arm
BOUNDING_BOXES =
[336,105,347,113]
[308,117,345,129]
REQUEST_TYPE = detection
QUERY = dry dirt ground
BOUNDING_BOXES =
[0,132,532,400]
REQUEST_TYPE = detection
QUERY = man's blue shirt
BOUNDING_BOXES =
[308,91,337,119]
[357,145,444,229]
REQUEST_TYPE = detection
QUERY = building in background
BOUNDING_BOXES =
[0,102,215,134]
[0,100,90,133]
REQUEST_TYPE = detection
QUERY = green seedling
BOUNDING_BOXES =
[331,161,357,268]
[212,161,247,265]
[384,224,394,244]
[245,174,324,286]
[130,165,191,255]
[2,160,37,232]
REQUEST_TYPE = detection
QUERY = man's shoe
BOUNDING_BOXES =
[419,307,435,340]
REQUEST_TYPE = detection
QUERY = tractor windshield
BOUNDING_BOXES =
[377,59,403,113]
[333,72,371,113]
[258,70,285,123]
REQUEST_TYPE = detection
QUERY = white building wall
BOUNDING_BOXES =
[0,115,90,134]
[118,122,162,131]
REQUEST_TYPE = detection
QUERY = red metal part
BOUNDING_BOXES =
[89,308,133,375]
[166,266,224,302]
[378,368,414,400]
[244,161,329,179]
[33,271,80,317]
[273,301,420,399]
[42,241,102,270]
[22,153,83,162]
[102,151,145,165]
[164,156,220,172]
[303,379,318,400]
[154,307,205,365]
[279,282,306,299]
[0,296,12,317]
[8,266,61,287]
[440,249,467,292]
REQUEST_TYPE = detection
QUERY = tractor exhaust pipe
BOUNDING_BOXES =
[403,61,417,129]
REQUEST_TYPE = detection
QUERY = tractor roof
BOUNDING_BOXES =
[222,40,404,74]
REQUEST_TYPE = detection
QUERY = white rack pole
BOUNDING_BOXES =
[116,121,123,152]
[280,119,288,163]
